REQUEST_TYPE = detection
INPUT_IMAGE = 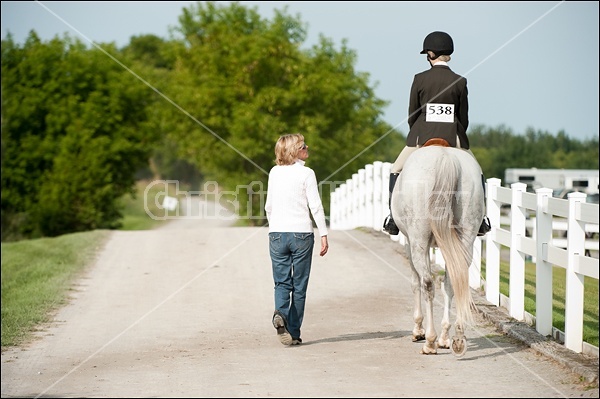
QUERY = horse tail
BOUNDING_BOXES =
[428,151,475,326]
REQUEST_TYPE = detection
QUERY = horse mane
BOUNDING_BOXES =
[428,151,476,326]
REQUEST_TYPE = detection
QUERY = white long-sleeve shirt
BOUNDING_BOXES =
[265,160,328,237]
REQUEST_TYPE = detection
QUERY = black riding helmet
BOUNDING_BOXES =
[420,31,454,58]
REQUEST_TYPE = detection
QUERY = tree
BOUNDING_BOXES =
[162,1,402,222]
[469,125,599,180]
[1,33,158,239]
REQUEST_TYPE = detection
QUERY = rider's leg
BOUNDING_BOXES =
[383,172,400,235]
[383,146,417,235]
[460,140,491,237]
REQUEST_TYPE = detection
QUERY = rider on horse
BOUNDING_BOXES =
[383,31,491,237]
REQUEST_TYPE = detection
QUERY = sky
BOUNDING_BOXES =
[2,1,599,142]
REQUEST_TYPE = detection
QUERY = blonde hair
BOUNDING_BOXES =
[274,133,305,165]
[428,51,451,62]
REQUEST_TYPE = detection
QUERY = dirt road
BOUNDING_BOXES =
[1,198,598,397]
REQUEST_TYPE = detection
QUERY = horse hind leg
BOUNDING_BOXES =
[410,269,425,342]
[420,274,438,355]
[439,276,469,356]
[437,272,453,349]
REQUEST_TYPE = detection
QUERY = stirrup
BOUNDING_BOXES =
[478,216,491,236]
[383,215,400,235]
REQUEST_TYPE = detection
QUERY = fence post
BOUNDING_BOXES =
[341,183,349,230]
[435,249,445,267]
[535,188,554,337]
[346,178,354,230]
[469,237,482,289]
[332,184,340,230]
[330,190,338,230]
[485,178,502,306]
[382,162,391,225]
[352,173,360,229]
[509,182,527,321]
[358,169,366,227]
[373,161,383,231]
[365,165,374,229]
[564,192,587,353]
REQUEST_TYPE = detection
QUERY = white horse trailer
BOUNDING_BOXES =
[504,168,599,195]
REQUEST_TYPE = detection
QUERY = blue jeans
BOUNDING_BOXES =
[269,232,315,339]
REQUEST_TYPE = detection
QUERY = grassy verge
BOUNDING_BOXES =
[482,256,599,348]
[1,230,111,348]
[1,179,174,349]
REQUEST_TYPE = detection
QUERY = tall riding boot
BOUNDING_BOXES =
[478,173,491,236]
[383,173,400,235]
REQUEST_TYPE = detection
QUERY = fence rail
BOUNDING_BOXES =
[330,161,599,357]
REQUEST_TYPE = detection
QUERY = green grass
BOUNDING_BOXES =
[482,254,599,348]
[1,230,111,348]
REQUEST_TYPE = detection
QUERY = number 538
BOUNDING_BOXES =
[425,103,454,123]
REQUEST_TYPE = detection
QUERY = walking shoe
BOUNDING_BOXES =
[478,216,491,236]
[272,311,292,345]
[291,337,302,345]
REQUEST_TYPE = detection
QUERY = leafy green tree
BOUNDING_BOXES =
[120,34,205,190]
[469,125,599,180]
[1,33,158,239]
[161,1,402,222]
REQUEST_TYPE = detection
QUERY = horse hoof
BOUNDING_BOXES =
[412,334,425,342]
[451,336,467,357]
[420,346,438,355]
[438,341,450,349]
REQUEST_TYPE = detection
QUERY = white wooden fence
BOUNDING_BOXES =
[330,161,599,357]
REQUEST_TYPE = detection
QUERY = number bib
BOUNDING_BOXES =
[426,103,454,123]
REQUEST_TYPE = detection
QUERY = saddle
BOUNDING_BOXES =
[422,138,451,147]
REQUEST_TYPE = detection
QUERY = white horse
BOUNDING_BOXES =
[392,144,484,357]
